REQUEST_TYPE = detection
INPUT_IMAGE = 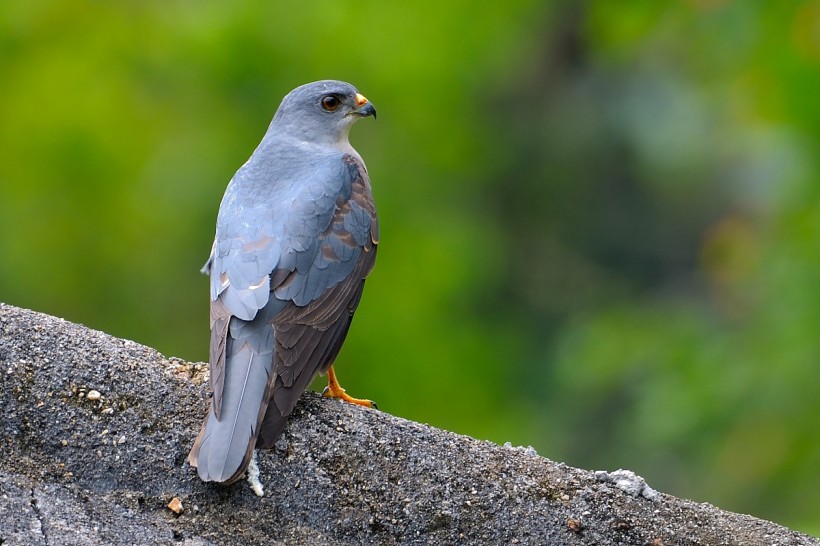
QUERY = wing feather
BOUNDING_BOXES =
[256,155,377,446]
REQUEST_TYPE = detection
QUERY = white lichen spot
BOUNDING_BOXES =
[595,469,660,501]
[503,442,539,457]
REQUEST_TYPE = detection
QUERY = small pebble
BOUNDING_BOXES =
[86,390,102,401]
[167,497,183,515]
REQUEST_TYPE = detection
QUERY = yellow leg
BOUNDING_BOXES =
[322,366,377,409]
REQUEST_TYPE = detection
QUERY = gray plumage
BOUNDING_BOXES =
[188,80,378,483]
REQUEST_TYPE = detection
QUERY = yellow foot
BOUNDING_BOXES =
[322,366,377,409]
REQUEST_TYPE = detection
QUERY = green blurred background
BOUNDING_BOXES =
[1,0,818,535]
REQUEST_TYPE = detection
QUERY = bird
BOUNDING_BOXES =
[188,80,379,483]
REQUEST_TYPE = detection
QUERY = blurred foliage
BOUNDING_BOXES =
[1,0,818,535]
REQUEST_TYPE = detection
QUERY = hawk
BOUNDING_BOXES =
[188,80,378,483]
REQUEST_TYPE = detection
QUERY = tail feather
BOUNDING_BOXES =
[188,320,275,483]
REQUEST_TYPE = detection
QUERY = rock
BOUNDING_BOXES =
[0,302,817,546]
[86,390,102,401]
[167,497,184,515]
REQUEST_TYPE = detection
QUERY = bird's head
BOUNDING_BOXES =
[270,80,376,148]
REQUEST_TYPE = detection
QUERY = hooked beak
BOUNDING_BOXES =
[353,93,377,119]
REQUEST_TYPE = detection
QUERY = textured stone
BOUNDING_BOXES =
[0,302,817,546]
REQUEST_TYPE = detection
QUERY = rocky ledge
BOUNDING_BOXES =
[1,302,816,545]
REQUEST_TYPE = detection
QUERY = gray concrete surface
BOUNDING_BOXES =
[1,302,817,545]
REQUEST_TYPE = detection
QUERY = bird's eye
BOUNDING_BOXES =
[321,95,341,112]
